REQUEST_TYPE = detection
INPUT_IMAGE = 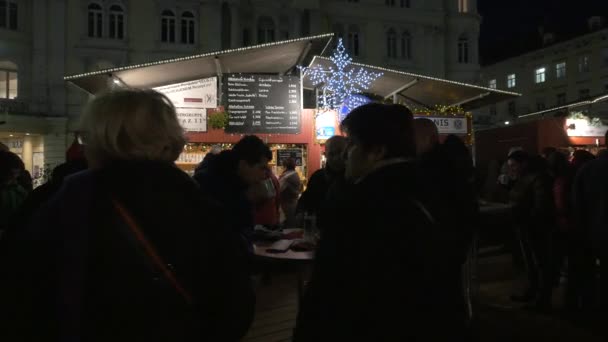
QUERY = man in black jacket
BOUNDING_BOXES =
[295,104,445,341]
[414,118,477,337]
[193,135,272,244]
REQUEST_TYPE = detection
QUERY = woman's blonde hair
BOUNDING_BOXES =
[80,89,186,166]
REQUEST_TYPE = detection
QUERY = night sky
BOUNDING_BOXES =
[478,0,608,65]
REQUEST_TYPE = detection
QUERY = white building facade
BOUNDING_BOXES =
[1,0,480,177]
[475,23,608,128]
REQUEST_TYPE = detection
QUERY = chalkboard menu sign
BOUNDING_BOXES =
[223,74,301,134]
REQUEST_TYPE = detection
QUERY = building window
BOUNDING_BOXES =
[161,10,176,43]
[88,3,103,38]
[400,0,411,8]
[0,64,18,99]
[578,55,590,73]
[242,28,251,46]
[579,89,590,99]
[109,5,124,40]
[535,67,546,83]
[489,105,497,116]
[300,10,310,36]
[508,101,516,116]
[488,79,497,89]
[507,74,516,88]
[221,3,231,49]
[458,35,469,64]
[536,99,546,111]
[400,31,412,60]
[257,16,275,44]
[556,62,567,79]
[387,28,397,58]
[458,0,469,13]
[347,25,360,57]
[0,0,18,30]
[556,93,566,105]
[385,0,396,7]
[181,11,195,44]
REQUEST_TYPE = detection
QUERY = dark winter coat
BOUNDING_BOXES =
[0,161,255,342]
[573,152,608,253]
[193,150,254,242]
[415,136,478,335]
[297,167,344,216]
[295,160,439,341]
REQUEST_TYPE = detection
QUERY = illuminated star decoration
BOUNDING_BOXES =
[301,38,383,112]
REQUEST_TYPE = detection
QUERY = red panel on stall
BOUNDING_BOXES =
[185,109,322,178]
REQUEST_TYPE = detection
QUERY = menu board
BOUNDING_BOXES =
[223,74,301,133]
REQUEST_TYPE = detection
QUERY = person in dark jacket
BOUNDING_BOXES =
[507,151,556,311]
[193,135,272,245]
[0,89,254,341]
[0,158,89,256]
[573,131,608,317]
[297,135,347,217]
[0,150,28,233]
[413,118,477,337]
[295,104,443,341]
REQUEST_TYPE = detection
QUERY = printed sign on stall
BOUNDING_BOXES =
[277,149,303,166]
[565,118,608,137]
[176,108,207,132]
[315,110,338,142]
[153,77,217,108]
[415,116,468,135]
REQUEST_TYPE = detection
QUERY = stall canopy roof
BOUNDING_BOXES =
[64,33,334,94]
[65,33,519,111]
[304,57,520,111]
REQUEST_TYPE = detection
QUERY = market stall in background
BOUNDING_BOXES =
[475,111,608,167]
[65,34,520,184]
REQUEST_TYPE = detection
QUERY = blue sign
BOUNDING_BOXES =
[339,94,372,122]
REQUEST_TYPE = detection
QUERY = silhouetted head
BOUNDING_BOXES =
[324,135,347,173]
[340,103,415,181]
[232,135,272,185]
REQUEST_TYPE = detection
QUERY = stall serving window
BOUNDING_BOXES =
[177,143,308,184]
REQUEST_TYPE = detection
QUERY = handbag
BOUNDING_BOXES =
[111,198,193,305]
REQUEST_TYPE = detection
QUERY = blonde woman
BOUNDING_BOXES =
[0,90,254,341]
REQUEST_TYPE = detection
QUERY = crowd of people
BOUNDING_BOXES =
[0,88,605,341]
[494,139,607,317]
